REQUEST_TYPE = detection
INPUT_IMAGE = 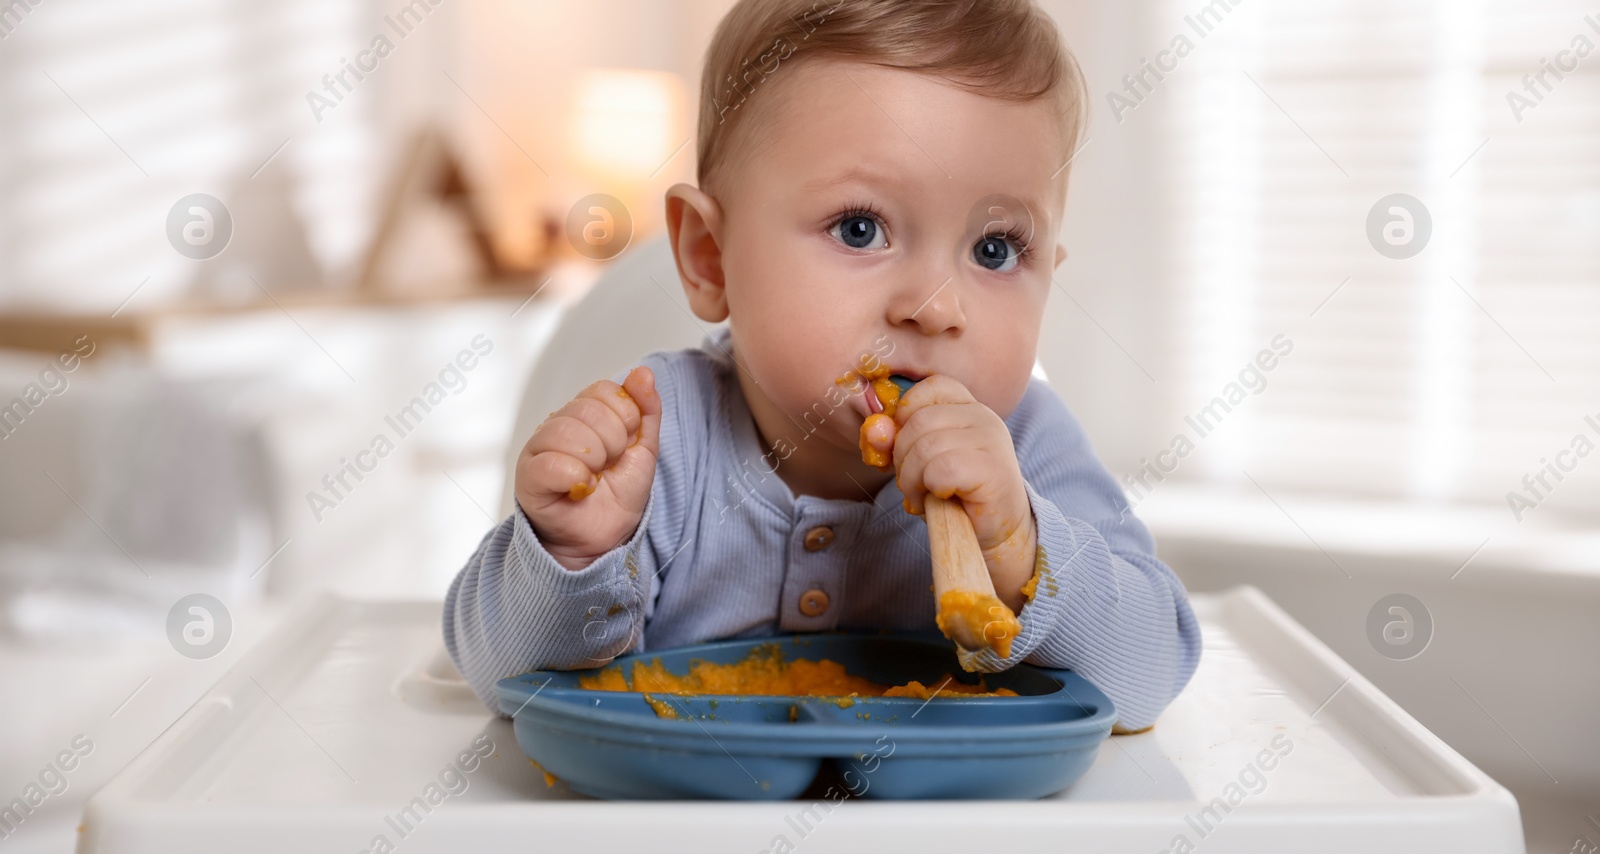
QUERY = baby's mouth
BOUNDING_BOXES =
[863,384,884,415]
[841,369,922,472]
[838,367,925,421]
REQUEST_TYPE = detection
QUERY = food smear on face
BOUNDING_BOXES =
[578,643,1017,713]
[935,591,1021,658]
[838,364,904,471]
[870,376,902,418]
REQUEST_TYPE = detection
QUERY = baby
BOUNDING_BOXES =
[445,0,1201,734]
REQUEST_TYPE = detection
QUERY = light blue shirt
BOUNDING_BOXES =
[444,327,1201,730]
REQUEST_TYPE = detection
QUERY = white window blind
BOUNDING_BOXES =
[0,0,381,309]
[1150,0,1600,521]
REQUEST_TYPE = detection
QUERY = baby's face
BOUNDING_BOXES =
[713,59,1070,458]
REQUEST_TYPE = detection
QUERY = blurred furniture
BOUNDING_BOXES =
[0,125,560,358]
[0,355,276,639]
[359,126,560,292]
[0,280,555,357]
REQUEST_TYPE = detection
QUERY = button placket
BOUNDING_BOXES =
[779,510,849,631]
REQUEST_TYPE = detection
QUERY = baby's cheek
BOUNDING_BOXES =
[974,356,1038,419]
[767,360,837,423]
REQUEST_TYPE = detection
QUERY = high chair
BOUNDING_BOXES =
[77,239,1527,854]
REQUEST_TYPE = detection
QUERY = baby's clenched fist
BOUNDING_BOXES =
[515,366,661,571]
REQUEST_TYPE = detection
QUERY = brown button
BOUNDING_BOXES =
[803,526,834,551]
[798,588,831,616]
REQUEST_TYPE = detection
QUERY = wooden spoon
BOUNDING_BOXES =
[925,494,1021,658]
[883,375,1021,659]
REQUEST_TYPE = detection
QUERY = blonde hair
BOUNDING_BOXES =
[695,0,1088,192]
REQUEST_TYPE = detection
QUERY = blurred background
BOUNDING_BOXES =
[0,0,1596,851]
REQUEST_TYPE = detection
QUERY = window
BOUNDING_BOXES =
[0,0,383,308]
[1140,0,1600,521]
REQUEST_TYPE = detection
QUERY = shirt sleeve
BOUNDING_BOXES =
[955,378,1203,733]
[441,351,692,713]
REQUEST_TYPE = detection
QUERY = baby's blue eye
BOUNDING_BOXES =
[834,215,885,250]
[973,235,1021,272]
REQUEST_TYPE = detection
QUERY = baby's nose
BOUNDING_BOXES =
[892,272,966,336]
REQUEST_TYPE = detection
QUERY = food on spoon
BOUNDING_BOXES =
[935,590,1022,659]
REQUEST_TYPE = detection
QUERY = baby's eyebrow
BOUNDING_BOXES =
[802,166,899,193]
[803,167,1055,231]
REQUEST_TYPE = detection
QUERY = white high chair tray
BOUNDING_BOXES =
[79,586,1524,853]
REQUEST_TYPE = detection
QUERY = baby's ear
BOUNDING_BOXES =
[664,183,729,323]
[1054,242,1067,269]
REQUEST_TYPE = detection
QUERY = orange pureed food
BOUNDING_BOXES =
[578,644,1018,707]
[935,590,1022,659]
[838,364,903,471]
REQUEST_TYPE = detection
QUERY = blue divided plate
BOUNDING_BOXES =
[493,633,1116,800]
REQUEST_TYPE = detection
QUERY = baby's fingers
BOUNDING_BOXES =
[524,408,607,471]
[892,374,976,428]
[597,366,662,514]
[863,413,897,457]
[619,366,661,457]
[556,367,660,463]
[518,450,599,504]
[895,426,980,515]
